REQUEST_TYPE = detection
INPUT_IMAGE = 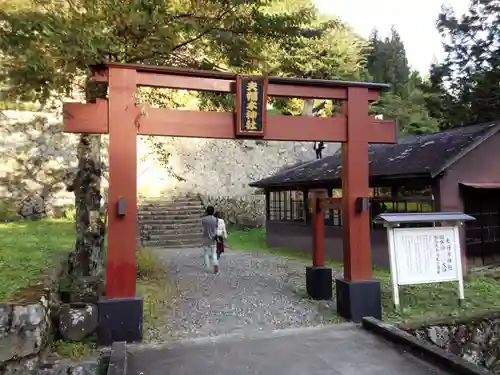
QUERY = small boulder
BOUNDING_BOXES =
[58,303,98,342]
[18,195,46,220]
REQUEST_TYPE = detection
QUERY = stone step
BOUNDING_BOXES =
[138,200,203,208]
[144,233,202,241]
[138,207,204,215]
[141,238,203,248]
[138,218,202,226]
[138,213,203,221]
[139,221,201,230]
[141,227,203,235]
[139,195,200,201]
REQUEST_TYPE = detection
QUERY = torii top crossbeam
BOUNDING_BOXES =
[63,62,396,304]
[64,62,394,142]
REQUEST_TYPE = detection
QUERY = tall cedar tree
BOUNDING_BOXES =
[429,0,500,128]
[366,26,440,134]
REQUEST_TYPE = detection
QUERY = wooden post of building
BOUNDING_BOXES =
[306,189,332,300]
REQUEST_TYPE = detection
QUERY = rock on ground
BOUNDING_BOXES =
[150,247,343,342]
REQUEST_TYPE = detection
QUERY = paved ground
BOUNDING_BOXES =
[136,248,452,375]
[127,324,453,375]
[150,247,342,342]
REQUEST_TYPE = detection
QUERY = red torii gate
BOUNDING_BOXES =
[63,63,396,343]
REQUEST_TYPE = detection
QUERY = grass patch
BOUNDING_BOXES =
[0,219,75,301]
[228,227,500,326]
[51,339,97,361]
[136,248,178,341]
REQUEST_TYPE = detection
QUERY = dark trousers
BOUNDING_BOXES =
[216,237,224,259]
[315,149,323,159]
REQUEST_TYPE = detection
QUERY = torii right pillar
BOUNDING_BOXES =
[336,87,389,322]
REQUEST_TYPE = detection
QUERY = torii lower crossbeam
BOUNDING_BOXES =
[63,63,396,343]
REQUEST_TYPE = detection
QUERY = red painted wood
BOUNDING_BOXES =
[139,110,347,141]
[63,105,394,143]
[141,111,348,141]
[106,68,138,298]
[312,196,325,268]
[63,100,108,134]
[97,66,383,101]
[137,72,232,92]
[341,87,373,281]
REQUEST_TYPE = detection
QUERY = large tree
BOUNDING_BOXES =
[0,0,368,277]
[428,0,500,128]
[366,26,410,95]
[0,0,322,277]
[366,27,441,134]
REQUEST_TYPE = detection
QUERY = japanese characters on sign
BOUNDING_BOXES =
[434,234,454,276]
[235,75,268,137]
[392,227,459,285]
[387,223,465,310]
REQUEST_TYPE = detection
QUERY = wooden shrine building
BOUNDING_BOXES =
[251,122,500,268]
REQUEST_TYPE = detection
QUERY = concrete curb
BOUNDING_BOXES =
[361,317,493,375]
[107,342,128,375]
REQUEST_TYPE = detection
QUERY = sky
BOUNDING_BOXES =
[314,0,470,76]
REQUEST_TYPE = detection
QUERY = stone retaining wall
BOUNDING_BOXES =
[200,194,266,227]
[1,109,339,223]
[0,294,54,375]
[407,314,500,373]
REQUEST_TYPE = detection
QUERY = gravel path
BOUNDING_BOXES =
[150,247,343,342]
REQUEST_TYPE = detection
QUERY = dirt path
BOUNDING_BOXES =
[149,247,343,342]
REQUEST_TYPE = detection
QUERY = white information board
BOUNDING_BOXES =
[387,225,465,308]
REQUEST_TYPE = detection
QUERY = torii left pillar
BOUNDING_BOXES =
[98,67,143,345]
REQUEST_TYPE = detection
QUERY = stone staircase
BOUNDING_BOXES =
[138,195,205,248]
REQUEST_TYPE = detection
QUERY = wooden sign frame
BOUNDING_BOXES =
[235,75,268,137]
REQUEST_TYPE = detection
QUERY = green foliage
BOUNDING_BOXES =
[0,0,449,137]
[0,219,74,300]
[0,0,319,103]
[427,0,500,128]
[366,28,441,134]
[62,205,76,221]
[0,100,39,111]
[136,248,165,280]
[52,339,97,360]
[0,200,17,222]
[366,26,410,95]
[135,247,178,341]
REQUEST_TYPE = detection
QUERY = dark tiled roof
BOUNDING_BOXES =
[251,122,500,188]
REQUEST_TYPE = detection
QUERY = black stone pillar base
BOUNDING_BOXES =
[306,266,333,300]
[335,278,382,322]
[97,297,143,346]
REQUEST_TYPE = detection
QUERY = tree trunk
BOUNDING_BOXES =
[71,78,107,277]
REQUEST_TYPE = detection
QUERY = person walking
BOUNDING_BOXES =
[214,211,228,260]
[201,205,219,273]
[313,141,326,159]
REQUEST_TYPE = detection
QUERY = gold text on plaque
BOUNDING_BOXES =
[245,81,259,131]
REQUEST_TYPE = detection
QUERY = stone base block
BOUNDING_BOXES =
[306,266,333,300]
[97,297,143,346]
[335,278,382,322]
